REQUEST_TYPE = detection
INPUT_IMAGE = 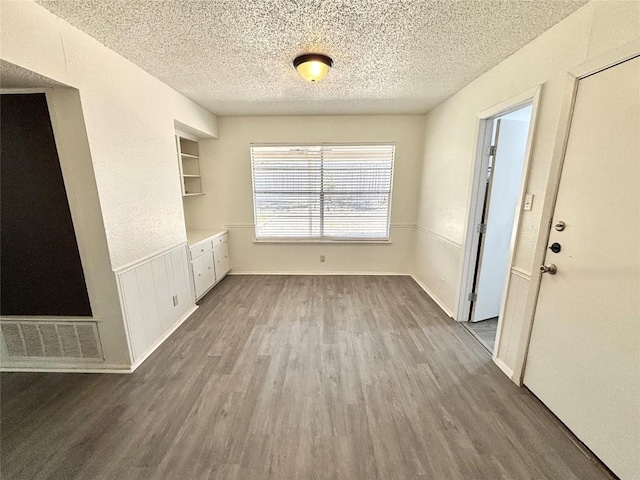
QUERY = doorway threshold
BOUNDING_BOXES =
[463,317,498,354]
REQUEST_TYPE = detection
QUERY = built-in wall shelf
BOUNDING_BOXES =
[176,135,204,196]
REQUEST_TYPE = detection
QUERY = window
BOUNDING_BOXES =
[251,144,394,241]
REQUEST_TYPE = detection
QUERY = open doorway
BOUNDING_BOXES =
[463,104,533,353]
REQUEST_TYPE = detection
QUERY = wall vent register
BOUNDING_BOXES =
[250,144,394,241]
[1,321,102,360]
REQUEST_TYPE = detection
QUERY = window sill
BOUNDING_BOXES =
[253,239,392,245]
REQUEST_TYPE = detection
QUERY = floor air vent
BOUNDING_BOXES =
[1,321,103,360]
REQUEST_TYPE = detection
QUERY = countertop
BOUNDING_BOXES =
[186,228,228,246]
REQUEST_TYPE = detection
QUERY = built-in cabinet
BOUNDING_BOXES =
[188,230,230,300]
[176,135,203,196]
[175,129,229,302]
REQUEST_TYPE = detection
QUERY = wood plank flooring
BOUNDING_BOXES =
[1,275,613,479]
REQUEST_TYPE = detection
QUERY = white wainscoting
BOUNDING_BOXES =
[413,226,463,317]
[493,267,531,379]
[116,242,196,371]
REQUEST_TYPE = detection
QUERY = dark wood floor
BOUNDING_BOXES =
[1,276,612,480]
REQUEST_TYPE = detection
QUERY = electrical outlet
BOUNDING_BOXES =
[320,255,326,263]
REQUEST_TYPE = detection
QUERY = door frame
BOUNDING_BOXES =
[512,39,640,383]
[457,86,542,340]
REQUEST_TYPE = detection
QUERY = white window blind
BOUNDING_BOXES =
[251,144,394,241]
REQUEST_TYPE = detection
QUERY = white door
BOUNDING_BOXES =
[524,56,639,479]
[473,118,529,322]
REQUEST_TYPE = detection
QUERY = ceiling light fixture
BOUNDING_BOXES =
[293,53,333,82]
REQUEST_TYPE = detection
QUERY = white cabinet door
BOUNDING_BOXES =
[193,251,215,299]
[202,251,215,287]
[191,255,204,298]
[213,243,230,281]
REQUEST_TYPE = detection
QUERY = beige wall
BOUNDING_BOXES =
[185,115,426,273]
[413,0,639,373]
[415,0,639,313]
[0,0,218,270]
[0,0,218,369]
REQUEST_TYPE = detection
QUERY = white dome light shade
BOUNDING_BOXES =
[293,53,333,82]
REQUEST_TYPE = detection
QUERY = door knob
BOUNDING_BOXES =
[540,264,557,275]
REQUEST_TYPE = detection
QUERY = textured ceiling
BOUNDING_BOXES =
[0,60,68,88]
[36,0,588,116]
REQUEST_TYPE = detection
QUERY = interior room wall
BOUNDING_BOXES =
[186,115,426,274]
[0,0,218,270]
[413,0,639,375]
[0,1,218,370]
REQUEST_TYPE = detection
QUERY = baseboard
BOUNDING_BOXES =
[228,271,409,276]
[0,365,131,374]
[493,357,515,381]
[0,364,132,374]
[129,304,198,373]
[409,274,454,318]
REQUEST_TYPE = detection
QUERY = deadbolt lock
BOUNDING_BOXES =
[549,242,561,253]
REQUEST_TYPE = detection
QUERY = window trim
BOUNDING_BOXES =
[250,143,395,243]
[252,238,393,245]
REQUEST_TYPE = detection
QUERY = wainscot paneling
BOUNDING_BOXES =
[413,225,463,317]
[493,268,531,378]
[116,243,196,369]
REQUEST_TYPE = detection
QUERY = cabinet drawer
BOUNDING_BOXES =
[189,240,212,260]
[212,233,228,246]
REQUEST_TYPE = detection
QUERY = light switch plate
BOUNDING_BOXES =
[523,193,534,211]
